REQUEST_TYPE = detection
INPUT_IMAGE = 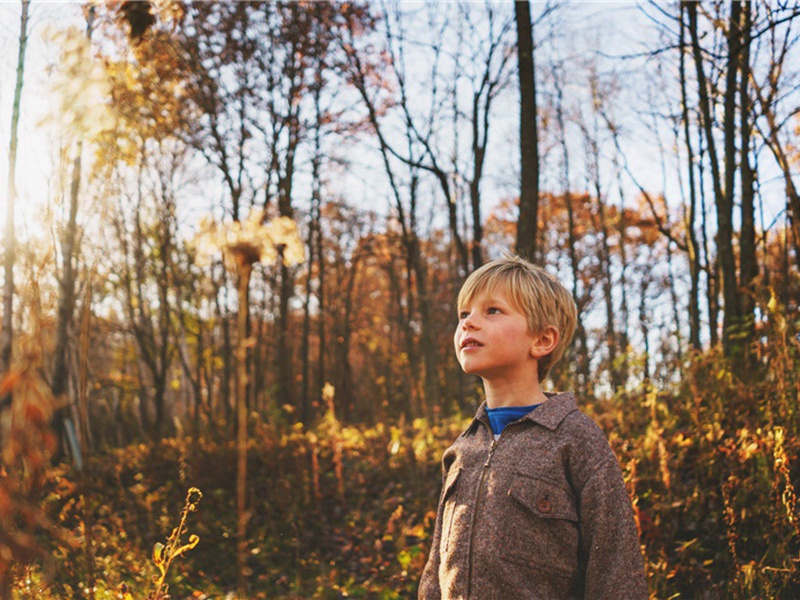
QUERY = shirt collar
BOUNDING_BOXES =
[465,391,578,436]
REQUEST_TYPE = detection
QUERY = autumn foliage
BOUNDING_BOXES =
[2,1,800,599]
[5,310,799,599]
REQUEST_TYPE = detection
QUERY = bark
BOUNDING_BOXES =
[666,240,684,361]
[739,1,758,340]
[275,146,297,411]
[316,208,326,395]
[469,93,486,270]
[409,177,436,418]
[639,261,652,383]
[679,3,703,350]
[301,227,316,424]
[1,0,29,400]
[695,120,719,346]
[215,272,233,425]
[235,261,252,598]
[153,191,174,435]
[615,174,631,362]
[719,0,743,352]
[301,97,323,424]
[514,0,539,262]
[339,263,357,422]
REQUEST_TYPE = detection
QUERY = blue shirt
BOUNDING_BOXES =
[485,404,541,437]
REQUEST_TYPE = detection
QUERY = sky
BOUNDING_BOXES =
[0,1,655,237]
[1,1,85,243]
[0,1,792,255]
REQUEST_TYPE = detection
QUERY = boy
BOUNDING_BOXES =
[418,256,647,599]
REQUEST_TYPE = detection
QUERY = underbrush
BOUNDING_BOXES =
[22,416,466,599]
[604,326,800,598]
[12,314,800,599]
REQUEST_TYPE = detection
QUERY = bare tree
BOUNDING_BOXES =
[686,1,748,356]
[462,3,515,268]
[678,2,703,350]
[110,143,184,439]
[749,3,800,273]
[1,0,29,410]
[551,61,591,395]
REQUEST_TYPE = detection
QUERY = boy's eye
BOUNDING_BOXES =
[458,311,470,320]
[487,307,501,314]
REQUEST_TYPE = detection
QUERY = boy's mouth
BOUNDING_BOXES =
[461,337,482,349]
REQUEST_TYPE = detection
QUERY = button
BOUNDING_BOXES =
[537,499,552,513]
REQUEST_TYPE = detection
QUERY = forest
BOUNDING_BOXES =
[1,0,799,598]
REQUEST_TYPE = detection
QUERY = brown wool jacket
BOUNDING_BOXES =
[418,392,648,600]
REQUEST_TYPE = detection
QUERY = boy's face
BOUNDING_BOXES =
[454,287,540,383]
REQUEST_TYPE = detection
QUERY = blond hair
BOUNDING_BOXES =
[457,255,577,381]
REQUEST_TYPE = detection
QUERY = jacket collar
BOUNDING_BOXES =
[525,391,578,430]
[465,391,578,436]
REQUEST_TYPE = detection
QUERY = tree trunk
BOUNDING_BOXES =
[302,76,324,425]
[514,0,539,262]
[50,143,82,457]
[275,114,299,411]
[407,174,437,418]
[469,93,486,269]
[301,176,321,426]
[553,64,590,396]
[639,262,652,382]
[695,122,719,347]
[585,111,620,389]
[719,0,743,355]
[448,53,468,278]
[154,200,173,438]
[679,3,702,350]
[738,0,757,347]
[1,0,29,404]
[615,174,631,363]
[749,30,800,274]
[666,240,684,361]
[596,189,620,390]
[235,261,252,598]
[341,267,356,422]
[316,206,326,396]
[216,273,233,425]
[687,0,729,350]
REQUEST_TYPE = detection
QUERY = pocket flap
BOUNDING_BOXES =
[507,476,577,522]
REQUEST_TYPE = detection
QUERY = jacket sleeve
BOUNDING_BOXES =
[578,454,648,599]
[417,464,448,599]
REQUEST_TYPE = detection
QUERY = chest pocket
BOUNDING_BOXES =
[502,475,580,579]
[440,467,461,554]
[508,475,578,521]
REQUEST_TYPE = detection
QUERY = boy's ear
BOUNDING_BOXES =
[530,326,559,359]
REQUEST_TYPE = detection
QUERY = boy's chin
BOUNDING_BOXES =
[459,365,485,378]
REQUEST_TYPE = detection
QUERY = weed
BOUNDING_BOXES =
[147,487,202,600]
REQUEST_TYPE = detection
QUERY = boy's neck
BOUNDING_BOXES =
[482,375,549,409]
